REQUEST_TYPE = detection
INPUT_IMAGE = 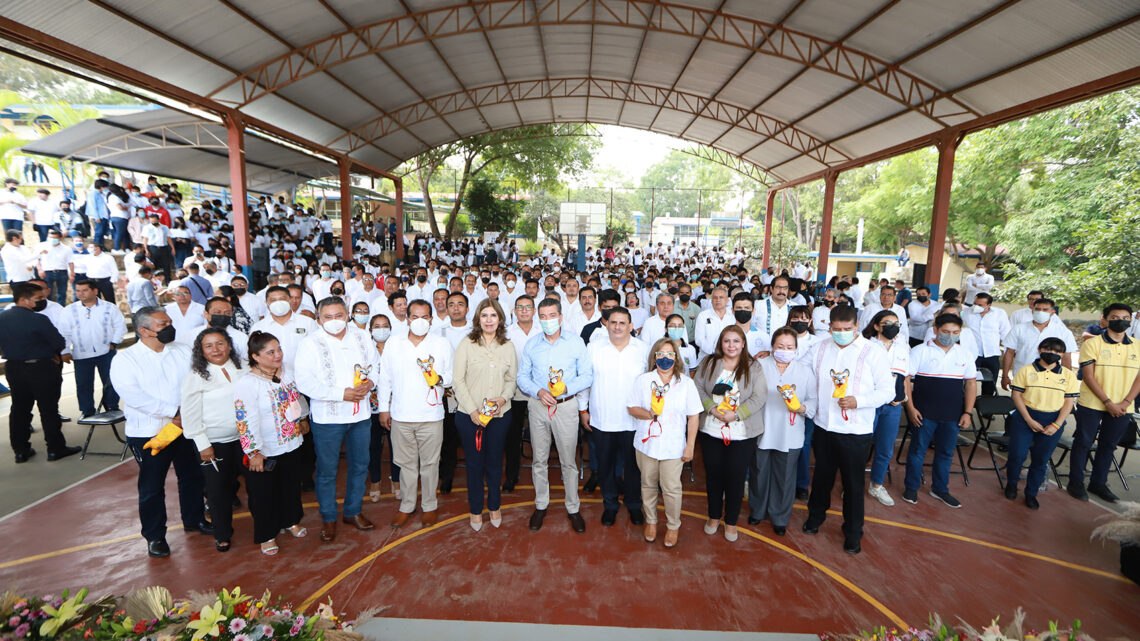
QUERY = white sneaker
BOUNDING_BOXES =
[869,485,895,507]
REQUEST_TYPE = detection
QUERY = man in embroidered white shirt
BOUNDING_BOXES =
[62,279,127,418]
[294,297,381,543]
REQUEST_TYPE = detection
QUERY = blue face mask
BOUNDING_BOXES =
[667,327,685,342]
[540,318,560,335]
[831,330,856,346]
[656,356,675,371]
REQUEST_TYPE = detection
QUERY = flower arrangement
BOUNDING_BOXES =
[820,611,1092,641]
[0,587,362,641]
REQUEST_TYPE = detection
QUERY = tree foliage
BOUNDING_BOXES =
[464,177,517,239]
[0,53,145,105]
[634,149,736,221]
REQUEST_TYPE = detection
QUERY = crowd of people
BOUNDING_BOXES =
[1,171,1138,561]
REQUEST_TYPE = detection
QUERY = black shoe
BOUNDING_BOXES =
[529,509,547,531]
[901,489,918,504]
[1088,483,1119,503]
[81,411,96,420]
[748,516,762,526]
[58,414,71,423]
[1004,485,1018,500]
[439,478,453,495]
[568,512,586,533]
[629,510,645,526]
[501,481,516,493]
[601,509,617,526]
[1067,483,1088,501]
[1025,494,1040,510]
[583,471,599,493]
[183,521,214,535]
[14,448,36,464]
[773,525,786,536]
[795,487,809,501]
[930,490,962,509]
[802,522,819,535]
[147,539,170,558]
[844,541,862,555]
[47,445,81,461]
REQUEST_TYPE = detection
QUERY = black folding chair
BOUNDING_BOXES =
[1051,436,1129,489]
[966,395,1017,487]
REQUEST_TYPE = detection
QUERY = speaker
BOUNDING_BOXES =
[252,246,269,273]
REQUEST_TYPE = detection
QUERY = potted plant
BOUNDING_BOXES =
[1090,500,1140,585]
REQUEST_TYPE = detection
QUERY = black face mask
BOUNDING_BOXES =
[789,320,810,334]
[331,290,344,296]
[545,286,555,293]
[916,295,929,303]
[824,299,835,307]
[1108,319,1131,333]
[481,277,490,285]
[678,294,691,303]
[880,324,901,340]
[416,275,427,283]
[208,314,230,329]
[668,287,678,295]
[733,310,752,324]
[1039,352,1062,365]
[32,299,47,312]
[233,288,247,296]
[154,325,176,344]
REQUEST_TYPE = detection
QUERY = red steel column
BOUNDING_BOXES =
[224,111,250,267]
[926,130,963,299]
[762,189,776,269]
[338,157,354,261]
[816,172,838,283]
[394,177,405,260]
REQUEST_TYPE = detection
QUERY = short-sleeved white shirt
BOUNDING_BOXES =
[628,371,703,461]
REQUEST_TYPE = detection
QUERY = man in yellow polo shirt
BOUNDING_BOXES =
[1069,303,1140,503]
[1005,337,1080,510]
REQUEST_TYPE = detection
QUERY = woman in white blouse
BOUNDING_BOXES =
[627,337,703,548]
[665,313,698,373]
[181,328,244,552]
[748,327,818,536]
[234,331,309,556]
[367,314,400,502]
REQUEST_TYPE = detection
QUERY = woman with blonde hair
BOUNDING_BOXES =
[627,337,702,547]
[452,298,517,531]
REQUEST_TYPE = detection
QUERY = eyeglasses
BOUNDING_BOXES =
[515,304,534,310]
[654,351,677,359]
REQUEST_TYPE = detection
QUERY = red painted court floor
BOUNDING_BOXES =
[0,453,1136,638]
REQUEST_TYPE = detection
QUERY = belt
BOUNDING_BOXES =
[554,396,573,404]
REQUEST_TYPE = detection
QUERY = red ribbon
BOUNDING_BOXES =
[475,425,484,452]
[720,422,732,446]
[547,403,557,419]
[789,411,796,426]
[426,387,441,407]
[642,418,662,443]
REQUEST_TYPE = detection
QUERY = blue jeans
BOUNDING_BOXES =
[44,270,69,305]
[1005,408,1064,496]
[1,220,21,235]
[455,410,510,514]
[871,403,903,485]
[111,218,129,251]
[796,417,816,490]
[904,418,960,494]
[34,224,53,242]
[312,418,371,523]
[92,218,108,246]
[74,350,119,415]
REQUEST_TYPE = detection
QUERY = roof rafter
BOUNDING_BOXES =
[677,145,771,185]
[646,0,728,133]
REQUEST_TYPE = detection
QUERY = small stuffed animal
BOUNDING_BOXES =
[778,384,802,411]
[418,356,440,387]
[830,369,850,399]
[548,367,566,397]
[478,398,499,426]
[143,422,183,455]
[716,389,740,414]
[353,363,371,387]
[650,381,669,415]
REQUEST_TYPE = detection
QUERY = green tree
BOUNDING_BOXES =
[465,177,517,239]
[836,151,935,254]
[635,149,735,224]
[0,53,144,104]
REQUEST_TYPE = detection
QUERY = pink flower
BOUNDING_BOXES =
[234,634,252,641]
[229,619,247,633]
[13,602,26,611]
[9,617,21,627]
[13,623,29,638]
[289,623,302,636]
[260,624,274,638]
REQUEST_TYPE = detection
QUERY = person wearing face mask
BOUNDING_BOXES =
[729,293,764,358]
[375,300,453,529]
[1003,337,1079,510]
[203,297,249,361]
[249,286,317,376]
[748,327,817,535]
[963,263,995,306]
[294,297,382,542]
[1001,298,1077,391]
[1,230,36,285]
[142,214,174,280]
[695,286,733,358]
[641,293,675,346]
[801,304,893,555]
[231,275,265,322]
[858,285,910,345]
[962,293,1010,396]
[309,266,338,302]
[110,306,208,558]
[906,286,939,348]
[902,314,977,509]
[663,313,697,373]
[1067,303,1140,503]
[861,310,910,507]
[351,302,371,331]
[35,229,74,305]
[0,282,83,463]
[366,314,401,503]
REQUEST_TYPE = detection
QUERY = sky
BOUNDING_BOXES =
[579,125,687,186]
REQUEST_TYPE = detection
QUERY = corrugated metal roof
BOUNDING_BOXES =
[2,0,1138,185]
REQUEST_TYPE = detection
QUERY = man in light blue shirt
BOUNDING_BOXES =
[517,298,593,533]
[86,179,110,248]
[126,265,158,313]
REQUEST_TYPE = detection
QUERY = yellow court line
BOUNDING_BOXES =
[0,534,141,569]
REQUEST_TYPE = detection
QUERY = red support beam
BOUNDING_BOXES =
[926,130,964,299]
[817,172,838,283]
[762,189,776,269]
[394,178,405,261]
[339,157,354,262]
[224,111,251,268]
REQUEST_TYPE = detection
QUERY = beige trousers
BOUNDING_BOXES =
[636,449,684,530]
[391,420,443,513]
[527,400,580,513]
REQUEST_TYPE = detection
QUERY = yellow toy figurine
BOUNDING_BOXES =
[778,384,802,411]
[478,398,498,426]
[353,363,372,387]
[650,381,668,415]
[143,422,183,455]
[716,389,740,415]
[548,367,566,397]
[417,357,440,387]
[830,369,850,399]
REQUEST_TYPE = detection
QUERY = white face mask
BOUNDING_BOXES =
[409,317,430,336]
[976,268,985,275]
[371,327,392,342]
[322,319,347,335]
[1032,310,1051,324]
[268,300,291,317]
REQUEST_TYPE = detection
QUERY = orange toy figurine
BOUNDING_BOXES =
[778,384,802,425]
[352,363,372,413]
[643,381,669,442]
[546,367,566,417]
[716,389,740,445]
[830,369,850,420]
[475,398,499,451]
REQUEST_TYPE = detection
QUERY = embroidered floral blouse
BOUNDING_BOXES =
[233,371,308,457]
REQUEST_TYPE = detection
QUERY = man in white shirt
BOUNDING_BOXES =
[35,229,74,305]
[752,275,792,339]
[108,306,207,558]
[1,230,36,283]
[230,275,266,322]
[802,304,894,555]
[962,292,1010,395]
[29,189,57,242]
[376,299,453,528]
[963,263,995,306]
[434,291,470,493]
[62,279,127,418]
[249,285,317,375]
[295,297,381,542]
[310,266,339,303]
[641,293,674,345]
[142,214,174,279]
[164,284,206,346]
[566,286,600,337]
[202,297,249,361]
[0,178,27,235]
[82,242,119,302]
[503,294,540,491]
[857,285,910,343]
[1001,297,1078,389]
[906,286,940,348]
[580,307,649,526]
[812,288,838,336]
[695,286,733,357]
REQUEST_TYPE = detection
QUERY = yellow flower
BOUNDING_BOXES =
[186,602,227,640]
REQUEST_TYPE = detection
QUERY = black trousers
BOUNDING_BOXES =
[7,360,66,454]
[298,431,316,488]
[456,411,510,514]
[147,245,172,279]
[806,427,874,545]
[975,356,1000,396]
[244,447,304,544]
[127,434,205,543]
[593,429,642,512]
[90,277,115,303]
[1070,405,1132,489]
[439,410,460,482]
[202,440,244,544]
[503,399,527,486]
[369,413,401,484]
[699,432,757,526]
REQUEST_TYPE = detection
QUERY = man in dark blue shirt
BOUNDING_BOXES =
[0,282,81,462]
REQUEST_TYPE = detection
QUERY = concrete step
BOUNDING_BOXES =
[354,618,817,641]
